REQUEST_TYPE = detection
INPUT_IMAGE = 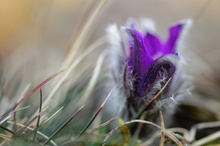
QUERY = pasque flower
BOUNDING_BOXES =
[106,19,190,122]
[124,23,184,115]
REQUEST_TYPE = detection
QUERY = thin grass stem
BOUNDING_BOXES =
[42,105,85,146]
[33,88,43,142]
[77,88,113,138]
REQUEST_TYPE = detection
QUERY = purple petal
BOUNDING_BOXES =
[163,23,184,54]
[125,28,153,96]
[144,33,163,58]
[126,28,153,74]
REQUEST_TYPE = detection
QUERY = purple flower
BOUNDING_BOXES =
[122,22,185,114]
[106,19,190,122]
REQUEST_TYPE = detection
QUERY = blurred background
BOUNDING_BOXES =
[1,0,219,97]
[1,0,219,80]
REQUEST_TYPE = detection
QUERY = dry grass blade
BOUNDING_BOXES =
[33,88,43,142]
[41,106,63,126]
[168,128,190,140]
[132,112,147,141]
[42,105,85,146]
[129,112,148,146]
[77,88,113,138]
[140,131,161,146]
[22,106,64,140]
[188,121,220,142]
[136,78,172,119]
[43,36,106,108]
[0,115,11,125]
[18,107,48,134]
[159,111,165,146]
[69,0,97,43]
[163,131,183,146]
[0,141,6,146]
[88,118,117,132]
[7,121,57,146]
[77,50,108,106]
[159,111,183,146]
[140,130,186,146]
[102,120,161,145]
[13,106,29,133]
[140,111,183,146]
[62,0,108,69]
[13,110,17,134]
[0,134,12,141]
[191,130,220,146]
[41,0,108,114]
[0,70,63,124]
[14,106,30,113]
